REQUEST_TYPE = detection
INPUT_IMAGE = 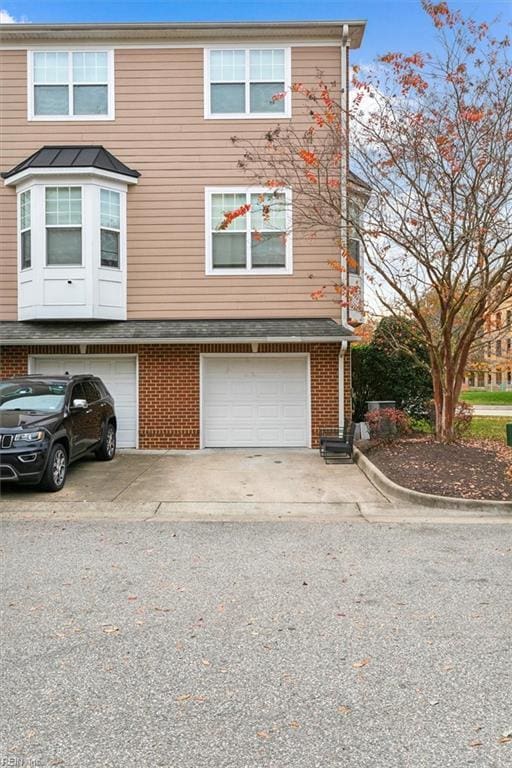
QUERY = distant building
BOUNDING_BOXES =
[465,296,512,390]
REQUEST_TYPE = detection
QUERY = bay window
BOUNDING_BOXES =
[206,48,291,118]
[30,51,113,120]
[207,188,292,274]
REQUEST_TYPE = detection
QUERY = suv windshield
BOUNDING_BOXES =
[0,381,67,412]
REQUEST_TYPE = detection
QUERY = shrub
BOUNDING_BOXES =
[454,400,474,437]
[364,407,411,441]
[425,400,474,438]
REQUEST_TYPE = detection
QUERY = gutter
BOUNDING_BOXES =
[0,335,361,346]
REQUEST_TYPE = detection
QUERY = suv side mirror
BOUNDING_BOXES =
[72,398,88,410]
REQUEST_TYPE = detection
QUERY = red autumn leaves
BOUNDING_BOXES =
[217,203,251,231]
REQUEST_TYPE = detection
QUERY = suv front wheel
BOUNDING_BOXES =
[95,422,116,462]
[40,443,68,492]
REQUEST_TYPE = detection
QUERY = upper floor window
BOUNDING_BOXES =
[29,51,114,120]
[205,48,291,119]
[348,202,362,275]
[19,190,31,270]
[100,189,121,269]
[45,187,82,266]
[206,187,292,275]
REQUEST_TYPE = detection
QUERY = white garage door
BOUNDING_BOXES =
[202,356,309,447]
[30,356,137,448]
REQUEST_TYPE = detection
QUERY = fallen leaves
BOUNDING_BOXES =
[102,625,120,635]
[352,658,371,669]
[337,705,352,715]
[175,694,207,704]
[256,730,271,740]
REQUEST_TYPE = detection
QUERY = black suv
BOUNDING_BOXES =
[0,375,117,492]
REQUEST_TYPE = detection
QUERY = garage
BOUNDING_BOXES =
[29,356,137,448]
[201,355,309,447]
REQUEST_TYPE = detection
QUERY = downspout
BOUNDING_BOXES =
[339,339,348,427]
[340,24,350,329]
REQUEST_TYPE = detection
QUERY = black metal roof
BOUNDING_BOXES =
[0,318,357,344]
[2,146,140,180]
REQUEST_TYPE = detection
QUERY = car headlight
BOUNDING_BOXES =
[14,431,45,442]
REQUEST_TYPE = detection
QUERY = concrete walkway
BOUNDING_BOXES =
[473,405,512,417]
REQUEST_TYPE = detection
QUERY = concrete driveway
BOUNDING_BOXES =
[0,448,384,505]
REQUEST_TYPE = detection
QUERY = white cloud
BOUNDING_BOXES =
[0,8,17,23]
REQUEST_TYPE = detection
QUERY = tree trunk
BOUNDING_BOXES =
[431,361,461,443]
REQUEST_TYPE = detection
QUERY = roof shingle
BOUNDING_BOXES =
[0,319,357,344]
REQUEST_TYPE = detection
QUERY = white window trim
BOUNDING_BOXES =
[44,184,84,268]
[205,186,293,276]
[27,49,115,121]
[99,187,122,271]
[204,46,291,120]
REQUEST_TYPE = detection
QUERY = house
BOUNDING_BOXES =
[0,20,366,449]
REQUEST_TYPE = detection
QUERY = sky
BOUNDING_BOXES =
[1,1,511,66]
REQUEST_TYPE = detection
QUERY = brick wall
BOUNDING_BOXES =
[0,342,350,449]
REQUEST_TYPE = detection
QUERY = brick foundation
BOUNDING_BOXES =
[0,342,351,449]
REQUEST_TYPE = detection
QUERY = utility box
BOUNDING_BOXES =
[507,423,512,447]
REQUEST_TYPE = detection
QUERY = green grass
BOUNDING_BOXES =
[461,391,512,405]
[410,416,510,442]
[469,417,510,442]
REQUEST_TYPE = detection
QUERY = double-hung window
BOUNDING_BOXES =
[30,51,113,119]
[207,188,291,274]
[45,187,82,266]
[19,190,31,270]
[100,189,121,268]
[206,48,291,118]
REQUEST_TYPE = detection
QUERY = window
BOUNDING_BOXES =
[71,382,86,404]
[45,187,82,266]
[348,239,360,275]
[30,51,113,119]
[348,202,362,275]
[19,190,31,269]
[206,48,290,118]
[100,189,121,268]
[496,371,502,386]
[82,380,102,403]
[496,339,502,357]
[207,188,291,274]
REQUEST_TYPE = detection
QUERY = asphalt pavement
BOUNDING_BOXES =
[1,519,511,767]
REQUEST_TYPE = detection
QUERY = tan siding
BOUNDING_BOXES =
[0,46,342,321]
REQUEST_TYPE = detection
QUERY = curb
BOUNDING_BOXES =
[353,447,512,515]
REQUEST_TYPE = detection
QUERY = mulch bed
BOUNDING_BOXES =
[365,436,512,502]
